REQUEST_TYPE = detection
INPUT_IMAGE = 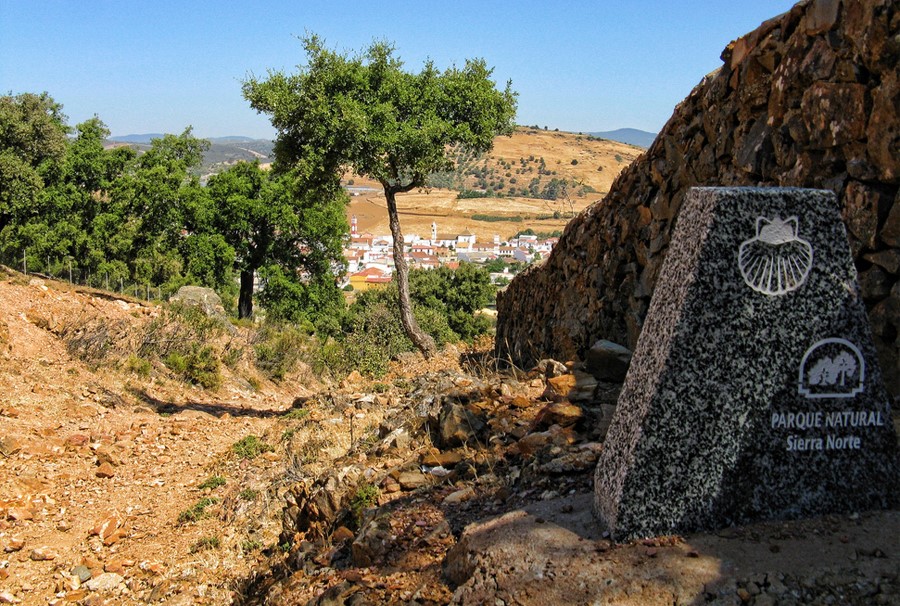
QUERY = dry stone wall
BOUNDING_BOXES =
[496,0,900,395]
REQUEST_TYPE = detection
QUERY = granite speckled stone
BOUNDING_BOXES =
[593,187,900,541]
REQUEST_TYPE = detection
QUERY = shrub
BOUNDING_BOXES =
[314,285,453,378]
[164,345,221,389]
[316,302,410,378]
[291,436,328,465]
[178,497,219,524]
[457,189,491,199]
[253,322,308,380]
[189,536,220,553]
[282,407,310,421]
[198,475,226,490]
[472,214,522,222]
[124,355,152,377]
[409,264,495,341]
[138,302,226,389]
[232,435,273,459]
[350,482,380,527]
[257,266,344,330]
[239,488,259,501]
[222,347,242,367]
[241,539,262,552]
[313,265,493,379]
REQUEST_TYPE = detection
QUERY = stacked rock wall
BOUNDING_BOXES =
[496,0,900,395]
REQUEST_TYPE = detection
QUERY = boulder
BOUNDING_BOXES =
[438,403,485,448]
[168,286,227,320]
[584,340,633,382]
[351,513,393,567]
[543,374,576,401]
[594,188,899,540]
[531,402,583,430]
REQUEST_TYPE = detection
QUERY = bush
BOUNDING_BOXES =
[232,435,273,459]
[472,214,522,222]
[254,322,309,380]
[136,302,226,388]
[312,265,494,379]
[313,284,456,379]
[257,265,344,333]
[350,482,380,527]
[457,189,491,199]
[198,475,226,490]
[409,264,495,341]
[241,539,262,552]
[239,488,259,501]
[282,407,310,421]
[124,355,152,377]
[222,346,242,367]
[315,303,411,378]
[178,497,219,524]
[189,536,220,553]
[164,345,221,389]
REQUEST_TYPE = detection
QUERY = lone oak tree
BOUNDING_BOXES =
[243,36,517,357]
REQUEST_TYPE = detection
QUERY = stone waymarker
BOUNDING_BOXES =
[593,187,899,541]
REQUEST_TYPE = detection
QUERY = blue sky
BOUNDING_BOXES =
[1,0,796,139]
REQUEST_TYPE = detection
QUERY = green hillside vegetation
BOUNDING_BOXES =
[427,145,598,200]
[1,91,498,381]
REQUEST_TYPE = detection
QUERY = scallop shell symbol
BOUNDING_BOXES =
[738,216,813,296]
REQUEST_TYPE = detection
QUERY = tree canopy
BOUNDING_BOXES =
[205,160,347,321]
[243,36,517,355]
[0,92,347,325]
[0,92,70,232]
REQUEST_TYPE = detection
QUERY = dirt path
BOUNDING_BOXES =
[0,275,310,604]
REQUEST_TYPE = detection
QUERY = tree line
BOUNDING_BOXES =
[0,92,347,327]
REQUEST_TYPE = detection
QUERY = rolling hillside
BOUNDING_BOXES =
[105,136,275,177]
[346,126,644,242]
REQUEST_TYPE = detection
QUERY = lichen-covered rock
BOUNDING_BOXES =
[169,285,227,319]
[496,0,900,397]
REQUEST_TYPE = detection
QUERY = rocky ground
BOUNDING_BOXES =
[0,270,897,605]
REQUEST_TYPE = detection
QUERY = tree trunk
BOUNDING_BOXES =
[238,268,254,319]
[385,188,436,358]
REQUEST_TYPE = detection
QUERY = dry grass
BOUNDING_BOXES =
[346,127,643,242]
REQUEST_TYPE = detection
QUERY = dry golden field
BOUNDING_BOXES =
[347,127,644,242]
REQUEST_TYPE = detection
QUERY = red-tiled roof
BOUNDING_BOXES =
[351,267,389,278]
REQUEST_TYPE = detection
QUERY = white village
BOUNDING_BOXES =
[342,215,559,291]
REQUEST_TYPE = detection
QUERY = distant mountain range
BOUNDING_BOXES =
[109,134,264,144]
[106,127,656,177]
[106,135,274,176]
[587,128,657,149]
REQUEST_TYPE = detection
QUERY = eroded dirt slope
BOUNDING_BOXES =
[0,271,322,604]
